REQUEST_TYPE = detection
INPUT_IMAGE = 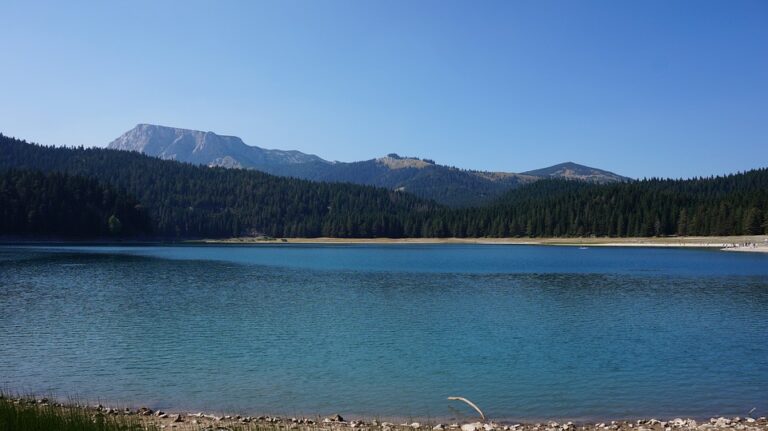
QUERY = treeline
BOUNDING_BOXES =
[0,134,435,238]
[1,133,766,238]
[0,169,151,237]
[453,173,768,237]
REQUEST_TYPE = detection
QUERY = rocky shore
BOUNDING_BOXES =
[6,398,767,431]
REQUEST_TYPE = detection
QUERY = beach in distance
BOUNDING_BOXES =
[199,235,768,252]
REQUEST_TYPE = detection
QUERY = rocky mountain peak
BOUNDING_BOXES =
[107,124,326,167]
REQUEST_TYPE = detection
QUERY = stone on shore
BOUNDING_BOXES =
[325,414,345,423]
[462,422,484,431]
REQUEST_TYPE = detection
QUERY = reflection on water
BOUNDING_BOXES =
[0,245,767,420]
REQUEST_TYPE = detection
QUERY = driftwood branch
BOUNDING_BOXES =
[447,396,486,421]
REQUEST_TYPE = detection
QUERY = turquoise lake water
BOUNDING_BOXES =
[1,244,767,421]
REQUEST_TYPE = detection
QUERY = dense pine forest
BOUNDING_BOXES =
[450,174,768,237]
[1,133,766,238]
[0,134,435,238]
[0,169,151,237]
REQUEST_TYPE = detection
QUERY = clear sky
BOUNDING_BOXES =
[1,0,766,179]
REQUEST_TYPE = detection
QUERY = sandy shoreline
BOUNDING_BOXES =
[197,235,768,253]
[2,236,766,253]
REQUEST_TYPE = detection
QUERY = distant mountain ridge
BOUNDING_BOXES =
[108,124,629,206]
[522,162,627,183]
[108,124,328,169]
[4,133,766,239]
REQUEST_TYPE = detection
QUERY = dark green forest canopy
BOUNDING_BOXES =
[0,134,437,238]
[0,169,151,237]
[1,133,766,238]
[458,174,768,237]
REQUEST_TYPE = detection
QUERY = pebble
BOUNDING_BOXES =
[7,396,768,431]
[715,418,733,427]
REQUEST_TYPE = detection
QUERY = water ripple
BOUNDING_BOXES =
[0,245,767,420]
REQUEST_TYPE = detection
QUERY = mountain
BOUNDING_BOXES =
[108,124,627,206]
[283,155,538,207]
[2,134,436,239]
[108,124,328,169]
[3,133,766,238]
[522,162,628,183]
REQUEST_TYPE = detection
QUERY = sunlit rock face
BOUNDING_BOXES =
[108,124,628,206]
[108,124,327,168]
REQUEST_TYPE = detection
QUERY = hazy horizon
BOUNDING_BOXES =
[2,0,766,179]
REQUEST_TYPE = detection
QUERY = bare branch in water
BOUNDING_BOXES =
[447,396,486,421]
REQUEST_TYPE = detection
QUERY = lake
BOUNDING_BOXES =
[1,244,767,421]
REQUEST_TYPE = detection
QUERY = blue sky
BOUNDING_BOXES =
[1,0,766,179]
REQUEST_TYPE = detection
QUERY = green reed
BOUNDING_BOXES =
[0,395,156,431]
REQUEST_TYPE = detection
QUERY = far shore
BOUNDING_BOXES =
[197,235,768,253]
[2,235,766,253]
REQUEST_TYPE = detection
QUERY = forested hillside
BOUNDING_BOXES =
[285,158,534,207]
[0,134,435,238]
[453,173,768,237]
[1,133,766,238]
[107,124,626,207]
[0,169,151,237]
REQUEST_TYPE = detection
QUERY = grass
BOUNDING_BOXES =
[0,395,157,431]
[0,394,311,431]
